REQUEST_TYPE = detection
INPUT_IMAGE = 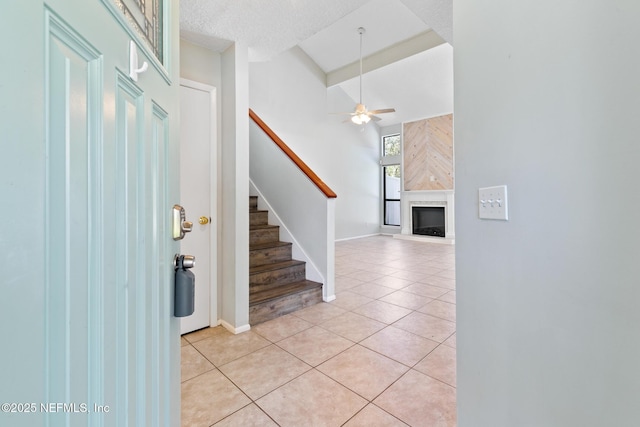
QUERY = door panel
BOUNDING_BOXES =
[114,70,145,426]
[45,12,103,426]
[0,1,180,426]
[150,103,171,427]
[0,4,48,426]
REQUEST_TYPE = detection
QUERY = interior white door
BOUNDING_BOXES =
[180,81,217,334]
[0,1,181,426]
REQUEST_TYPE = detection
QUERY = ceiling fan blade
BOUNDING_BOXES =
[368,108,396,115]
[329,111,357,116]
[369,115,382,122]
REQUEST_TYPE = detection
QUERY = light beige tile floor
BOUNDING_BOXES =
[181,235,456,426]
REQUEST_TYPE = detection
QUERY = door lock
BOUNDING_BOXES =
[199,216,209,225]
[172,204,193,240]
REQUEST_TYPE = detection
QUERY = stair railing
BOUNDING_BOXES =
[249,109,336,302]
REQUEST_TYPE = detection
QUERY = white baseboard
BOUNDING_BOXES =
[393,234,455,245]
[220,320,251,334]
[335,233,381,242]
[323,294,336,302]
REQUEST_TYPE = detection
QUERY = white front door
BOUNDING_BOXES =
[0,1,181,426]
[179,81,218,334]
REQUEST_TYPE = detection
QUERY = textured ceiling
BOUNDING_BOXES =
[399,0,453,44]
[180,0,370,61]
[297,0,430,73]
[180,0,452,62]
[180,0,453,127]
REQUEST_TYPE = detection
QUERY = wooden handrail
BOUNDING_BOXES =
[249,109,337,199]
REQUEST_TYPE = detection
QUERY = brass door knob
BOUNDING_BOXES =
[199,216,209,225]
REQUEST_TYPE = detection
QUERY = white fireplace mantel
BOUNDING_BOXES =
[400,190,455,240]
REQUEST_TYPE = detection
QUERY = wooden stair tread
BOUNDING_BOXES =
[250,224,279,230]
[250,240,291,251]
[250,280,322,305]
[248,195,323,324]
[250,259,305,274]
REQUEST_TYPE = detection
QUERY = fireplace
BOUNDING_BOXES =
[412,206,445,237]
[399,190,454,243]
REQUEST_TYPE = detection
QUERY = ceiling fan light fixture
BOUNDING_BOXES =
[330,27,395,125]
[351,113,370,125]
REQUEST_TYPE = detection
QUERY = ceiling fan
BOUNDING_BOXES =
[334,27,396,125]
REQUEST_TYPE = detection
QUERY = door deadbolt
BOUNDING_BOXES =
[172,204,193,240]
[199,216,209,225]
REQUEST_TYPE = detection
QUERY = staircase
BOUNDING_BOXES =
[249,196,323,324]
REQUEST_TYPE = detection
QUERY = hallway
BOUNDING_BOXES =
[181,235,456,426]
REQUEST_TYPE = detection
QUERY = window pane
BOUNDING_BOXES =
[115,0,163,62]
[383,134,401,157]
[381,135,401,227]
[384,166,401,199]
[385,201,400,226]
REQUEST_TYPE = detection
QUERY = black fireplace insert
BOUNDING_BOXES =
[412,206,445,237]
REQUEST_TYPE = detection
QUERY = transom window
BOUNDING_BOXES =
[384,134,401,157]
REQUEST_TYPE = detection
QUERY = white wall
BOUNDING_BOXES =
[380,123,401,137]
[220,43,250,332]
[249,47,381,240]
[455,1,640,426]
[180,39,221,87]
[180,39,251,332]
